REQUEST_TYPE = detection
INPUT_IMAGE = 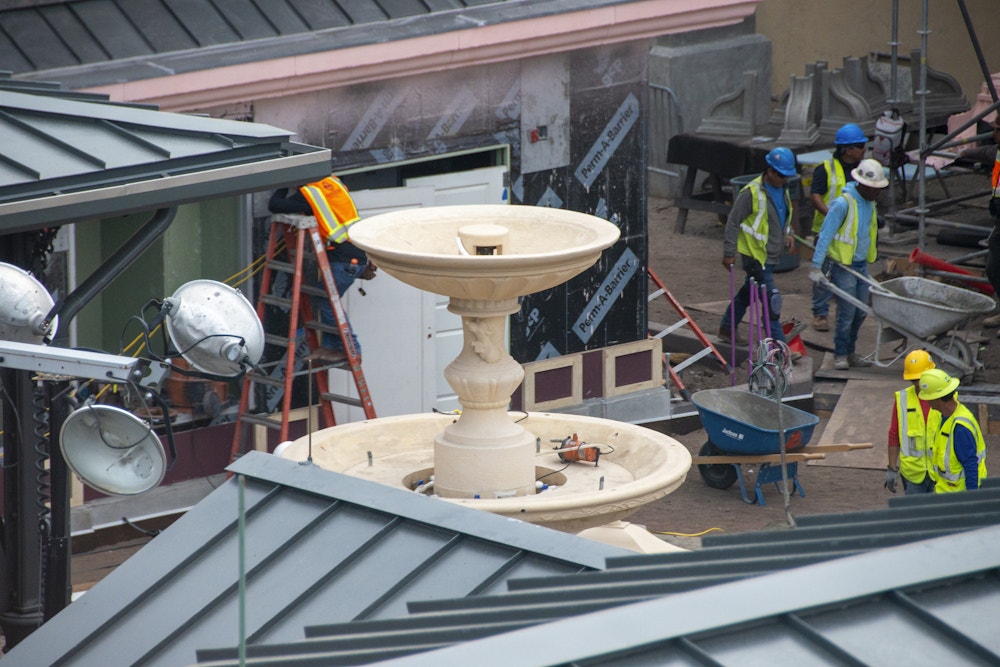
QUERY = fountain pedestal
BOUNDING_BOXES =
[434,297,535,498]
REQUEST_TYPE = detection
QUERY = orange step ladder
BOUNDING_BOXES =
[229,214,376,460]
[648,267,732,399]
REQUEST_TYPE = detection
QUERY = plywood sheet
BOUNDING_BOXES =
[808,378,899,470]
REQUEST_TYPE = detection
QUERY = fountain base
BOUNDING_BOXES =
[281,411,691,533]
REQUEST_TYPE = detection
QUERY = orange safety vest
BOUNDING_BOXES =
[992,149,1000,197]
[299,176,361,245]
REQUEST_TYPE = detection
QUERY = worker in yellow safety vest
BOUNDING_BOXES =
[809,123,867,333]
[720,147,797,349]
[884,350,938,494]
[268,175,376,364]
[918,368,987,492]
[809,159,887,371]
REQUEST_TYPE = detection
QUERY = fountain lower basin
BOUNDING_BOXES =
[279,412,691,534]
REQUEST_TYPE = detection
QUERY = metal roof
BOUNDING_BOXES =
[2,0,635,90]
[0,451,626,667]
[0,76,330,232]
[365,523,1000,667]
[190,479,1000,665]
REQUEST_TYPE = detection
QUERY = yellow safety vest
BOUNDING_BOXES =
[894,385,936,483]
[932,403,987,493]
[736,177,792,265]
[811,158,847,233]
[299,176,361,245]
[827,194,878,265]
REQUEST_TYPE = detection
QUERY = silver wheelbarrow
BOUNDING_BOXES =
[814,267,995,378]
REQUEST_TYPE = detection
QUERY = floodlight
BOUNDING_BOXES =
[0,262,58,343]
[163,280,263,377]
[60,404,166,496]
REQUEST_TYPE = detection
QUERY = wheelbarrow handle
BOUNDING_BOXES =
[811,272,875,317]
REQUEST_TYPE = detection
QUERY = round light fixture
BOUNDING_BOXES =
[0,262,58,343]
[163,280,263,376]
[60,404,167,496]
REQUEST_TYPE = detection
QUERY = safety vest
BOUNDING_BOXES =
[992,148,1000,199]
[811,158,847,233]
[894,385,935,483]
[736,176,792,265]
[299,176,361,245]
[827,193,878,265]
[932,403,987,493]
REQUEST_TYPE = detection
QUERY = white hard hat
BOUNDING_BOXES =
[851,159,889,188]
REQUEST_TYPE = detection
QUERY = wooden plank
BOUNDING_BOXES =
[809,379,897,470]
[691,452,825,465]
[800,442,873,453]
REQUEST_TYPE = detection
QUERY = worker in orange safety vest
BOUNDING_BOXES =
[268,175,375,364]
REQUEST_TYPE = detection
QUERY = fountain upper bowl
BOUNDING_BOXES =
[348,205,621,300]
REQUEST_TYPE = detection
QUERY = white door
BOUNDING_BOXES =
[331,165,508,422]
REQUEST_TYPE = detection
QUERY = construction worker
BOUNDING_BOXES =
[809,158,888,371]
[268,176,374,363]
[885,350,938,494]
[809,123,867,333]
[972,114,1000,331]
[918,368,987,492]
[720,146,796,347]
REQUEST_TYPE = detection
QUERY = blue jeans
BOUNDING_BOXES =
[829,260,870,357]
[720,256,785,343]
[903,475,934,495]
[312,259,362,354]
[811,240,832,317]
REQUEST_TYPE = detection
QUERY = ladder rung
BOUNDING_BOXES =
[264,333,293,347]
[238,413,283,429]
[305,319,339,334]
[647,288,666,302]
[265,259,296,273]
[300,284,327,297]
[651,318,690,340]
[319,392,364,408]
[261,294,292,308]
[670,346,715,374]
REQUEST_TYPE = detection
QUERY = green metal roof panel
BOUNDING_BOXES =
[0,83,332,231]
[188,481,1000,666]
[1,452,624,667]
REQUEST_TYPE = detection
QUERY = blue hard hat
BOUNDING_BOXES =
[765,147,797,177]
[834,123,867,145]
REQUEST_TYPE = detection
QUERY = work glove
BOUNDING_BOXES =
[884,466,899,494]
[808,268,825,284]
[989,197,1000,219]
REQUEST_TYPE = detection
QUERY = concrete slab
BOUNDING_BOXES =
[808,378,898,470]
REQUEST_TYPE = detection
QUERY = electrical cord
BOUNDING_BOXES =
[655,527,724,537]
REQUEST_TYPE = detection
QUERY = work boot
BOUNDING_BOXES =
[717,325,746,344]
[834,356,849,370]
[984,312,1000,327]
[812,315,830,332]
[848,353,872,368]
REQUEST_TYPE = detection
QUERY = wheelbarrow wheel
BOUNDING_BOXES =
[698,441,738,490]
[937,336,975,378]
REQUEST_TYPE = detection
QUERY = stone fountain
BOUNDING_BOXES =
[279,205,691,533]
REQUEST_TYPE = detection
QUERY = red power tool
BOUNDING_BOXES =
[553,433,600,466]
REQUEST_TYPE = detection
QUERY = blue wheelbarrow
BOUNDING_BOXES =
[690,388,822,505]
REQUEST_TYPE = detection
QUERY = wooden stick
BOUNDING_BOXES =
[799,442,873,453]
[691,452,826,465]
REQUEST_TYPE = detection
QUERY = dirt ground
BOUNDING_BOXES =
[629,171,1000,547]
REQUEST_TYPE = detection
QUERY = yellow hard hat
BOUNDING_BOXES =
[903,349,935,380]
[917,368,959,401]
